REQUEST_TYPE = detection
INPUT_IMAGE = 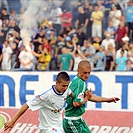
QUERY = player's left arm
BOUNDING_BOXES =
[89,94,120,103]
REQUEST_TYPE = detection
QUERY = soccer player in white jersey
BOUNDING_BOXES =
[4,71,73,133]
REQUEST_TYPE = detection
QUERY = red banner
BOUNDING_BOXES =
[0,108,133,133]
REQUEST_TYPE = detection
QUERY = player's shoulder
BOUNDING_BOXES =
[39,87,53,96]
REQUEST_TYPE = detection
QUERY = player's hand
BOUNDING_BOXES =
[4,121,14,131]
[107,97,120,103]
[84,89,92,100]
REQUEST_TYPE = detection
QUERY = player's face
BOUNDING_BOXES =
[78,66,91,81]
[56,80,70,93]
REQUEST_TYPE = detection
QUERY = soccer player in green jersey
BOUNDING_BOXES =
[63,60,120,133]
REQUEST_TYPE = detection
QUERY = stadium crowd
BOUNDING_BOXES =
[0,0,133,71]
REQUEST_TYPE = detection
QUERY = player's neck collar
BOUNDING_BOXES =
[52,85,64,95]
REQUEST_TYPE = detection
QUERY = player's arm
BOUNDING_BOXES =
[69,92,74,98]
[73,89,92,107]
[89,94,120,103]
[4,103,29,131]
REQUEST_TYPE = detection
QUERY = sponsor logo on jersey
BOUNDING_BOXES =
[51,108,62,113]
[77,92,84,100]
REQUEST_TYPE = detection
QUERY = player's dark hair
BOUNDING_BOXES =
[56,71,70,83]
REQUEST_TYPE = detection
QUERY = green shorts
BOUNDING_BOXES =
[63,118,91,133]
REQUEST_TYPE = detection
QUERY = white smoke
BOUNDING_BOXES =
[20,0,45,46]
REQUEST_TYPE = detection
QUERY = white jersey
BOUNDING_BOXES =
[18,50,34,69]
[26,85,71,132]
[1,46,12,71]
[73,56,82,71]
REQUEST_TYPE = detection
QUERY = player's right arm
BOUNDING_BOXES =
[4,103,29,131]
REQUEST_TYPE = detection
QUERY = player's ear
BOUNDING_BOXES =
[56,81,58,85]
[56,80,61,85]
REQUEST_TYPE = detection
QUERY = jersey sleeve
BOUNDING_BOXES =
[26,96,43,111]
[73,80,86,103]
[27,92,49,111]
[66,88,72,96]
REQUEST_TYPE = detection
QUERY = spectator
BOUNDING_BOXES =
[50,3,62,35]
[47,29,57,55]
[1,8,9,21]
[8,37,15,62]
[125,59,133,71]
[11,30,21,46]
[31,46,51,71]
[94,45,106,70]
[40,16,49,30]
[1,18,9,42]
[60,47,73,71]
[103,0,112,9]
[87,3,94,39]
[55,34,66,70]
[65,40,75,53]
[104,20,116,39]
[75,6,89,34]
[90,4,103,38]
[115,21,128,50]
[125,1,133,40]
[83,0,90,13]
[9,9,19,23]
[17,45,34,71]
[81,39,96,68]
[101,33,116,50]
[121,36,130,51]
[98,0,105,12]
[116,44,128,59]
[115,49,128,71]
[120,15,128,32]
[1,40,12,71]
[106,42,116,61]
[92,36,102,52]
[71,1,82,28]
[7,19,20,36]
[62,26,76,38]
[34,44,43,69]
[105,50,114,71]
[33,29,46,53]
[61,8,72,28]
[76,26,87,47]
[109,4,122,29]
[42,37,52,55]
[45,21,57,38]
[72,33,78,45]
[71,46,83,71]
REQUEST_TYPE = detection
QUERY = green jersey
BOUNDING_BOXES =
[65,75,89,117]
[61,53,73,70]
